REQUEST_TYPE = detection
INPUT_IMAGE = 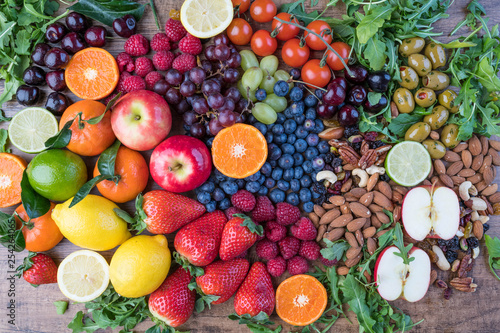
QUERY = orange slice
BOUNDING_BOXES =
[65,48,119,100]
[276,274,328,326]
[211,123,267,179]
[0,153,27,208]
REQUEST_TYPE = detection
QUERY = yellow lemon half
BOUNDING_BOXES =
[180,0,233,38]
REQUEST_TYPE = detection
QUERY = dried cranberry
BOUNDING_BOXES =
[363,131,378,141]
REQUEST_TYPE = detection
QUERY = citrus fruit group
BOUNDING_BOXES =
[0,153,27,208]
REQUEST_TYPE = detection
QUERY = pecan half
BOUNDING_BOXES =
[457,254,473,278]
[449,277,477,292]
[339,146,361,166]
[329,139,349,149]
[374,145,392,155]
[360,140,370,155]
[359,149,377,169]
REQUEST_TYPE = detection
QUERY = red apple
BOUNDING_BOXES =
[111,90,172,151]
[150,135,212,193]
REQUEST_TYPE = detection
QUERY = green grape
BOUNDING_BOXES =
[252,102,277,124]
[240,50,259,71]
[259,55,279,76]
[242,67,263,92]
[264,94,287,113]
[238,80,257,102]
[259,74,277,93]
[274,70,294,90]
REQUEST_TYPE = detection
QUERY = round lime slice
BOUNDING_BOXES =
[8,107,59,153]
[385,141,432,187]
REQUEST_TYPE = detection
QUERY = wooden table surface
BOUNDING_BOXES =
[1,0,500,332]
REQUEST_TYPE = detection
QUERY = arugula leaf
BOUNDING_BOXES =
[387,113,424,137]
[475,57,500,93]
[229,312,281,333]
[320,239,349,261]
[54,301,68,315]
[0,109,11,122]
[69,0,146,27]
[20,170,50,219]
[362,37,387,70]
[356,5,394,44]
[485,235,500,281]
[341,275,376,332]
[392,223,415,265]
[0,128,9,152]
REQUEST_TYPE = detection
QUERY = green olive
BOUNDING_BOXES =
[424,43,446,69]
[405,122,431,142]
[441,124,460,148]
[414,88,437,107]
[422,71,450,91]
[408,54,432,76]
[399,37,425,57]
[422,139,447,159]
[438,89,459,113]
[393,88,415,114]
[399,66,419,90]
[423,105,449,130]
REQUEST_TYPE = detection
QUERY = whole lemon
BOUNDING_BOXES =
[109,235,171,298]
[52,194,131,251]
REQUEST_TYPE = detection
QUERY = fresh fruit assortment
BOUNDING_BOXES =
[1,0,500,332]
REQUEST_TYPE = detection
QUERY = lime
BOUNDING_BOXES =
[26,149,88,201]
[8,107,58,153]
[385,141,432,187]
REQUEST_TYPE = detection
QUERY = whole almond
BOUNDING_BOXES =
[329,195,345,206]
[467,173,483,185]
[375,211,390,224]
[355,229,364,246]
[376,229,389,238]
[393,205,402,222]
[314,205,326,217]
[430,130,439,140]
[377,181,393,199]
[489,192,500,204]
[480,136,489,155]
[483,166,494,185]
[324,228,345,242]
[341,178,353,192]
[393,185,408,196]
[458,168,476,178]
[480,155,493,173]
[430,270,438,285]
[489,148,500,166]
[309,212,320,227]
[367,173,379,192]
[444,150,461,162]
[343,164,357,171]
[363,218,371,229]
[323,203,337,210]
[330,214,353,228]
[423,179,432,186]
[373,191,394,210]
[345,232,358,248]
[368,203,384,213]
[453,142,468,152]
[476,181,487,192]
[367,237,377,255]
[363,270,372,283]
[350,187,367,198]
[471,154,483,171]
[434,159,446,175]
[347,218,368,232]
[340,204,351,215]
[473,220,484,240]
[349,202,371,218]
[359,192,374,206]
[345,253,362,267]
[319,208,341,225]
[461,150,472,169]
[468,135,482,156]
[439,174,454,188]
[319,127,344,140]
[344,192,358,202]
[363,226,376,238]
[489,140,500,151]
[482,195,494,215]
[346,246,362,260]
[427,165,434,180]
[316,225,327,242]
[337,266,350,275]
[447,161,464,176]
[481,184,498,196]
[451,175,466,185]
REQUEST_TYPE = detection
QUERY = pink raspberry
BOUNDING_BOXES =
[320,254,338,267]
[291,217,318,241]
[165,18,187,42]
[145,71,163,90]
[278,236,300,260]
[116,52,135,72]
[231,190,256,212]
[172,53,196,74]
[225,207,243,220]
[116,72,132,93]
[151,33,171,52]
[267,256,286,277]
[153,50,175,71]
[134,57,153,77]
[264,221,286,242]
[287,256,309,275]
[122,75,145,93]
[124,34,149,56]
[276,203,300,226]
[252,196,276,222]
[255,239,279,261]
[299,241,320,261]
[179,34,202,55]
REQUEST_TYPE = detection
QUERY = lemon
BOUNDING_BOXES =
[57,250,109,302]
[109,235,171,298]
[8,107,58,153]
[180,0,233,38]
[52,194,131,251]
[385,141,432,187]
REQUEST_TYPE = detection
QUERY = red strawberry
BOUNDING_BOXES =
[174,211,227,267]
[234,262,275,317]
[219,214,263,261]
[114,190,206,234]
[16,252,57,286]
[149,267,195,328]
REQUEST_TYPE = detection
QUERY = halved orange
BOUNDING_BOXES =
[276,274,328,326]
[211,123,267,179]
[0,153,27,208]
[65,48,119,100]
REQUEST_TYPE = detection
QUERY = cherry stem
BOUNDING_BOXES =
[291,79,327,92]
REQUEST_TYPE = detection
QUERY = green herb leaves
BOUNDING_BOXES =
[485,235,500,281]
[69,0,146,27]
[355,5,394,44]
[320,239,349,261]
[0,211,25,252]
[392,223,415,265]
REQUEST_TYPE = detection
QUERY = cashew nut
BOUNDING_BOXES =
[471,197,487,211]
[459,181,477,201]
[473,247,480,259]
[352,168,369,188]
[478,215,490,224]
[432,245,451,271]
[366,165,385,175]
[316,170,338,184]
[456,229,464,237]
[471,210,479,221]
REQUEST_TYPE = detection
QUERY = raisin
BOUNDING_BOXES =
[369,140,385,149]
[379,173,390,182]
[483,223,490,233]
[324,152,334,164]
[350,141,362,151]
[344,125,359,138]
[467,237,479,249]
[363,131,378,141]
[312,182,327,194]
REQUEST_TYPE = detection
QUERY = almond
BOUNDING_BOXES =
[309,212,320,227]
[349,202,372,218]
[340,204,351,215]
[355,229,364,246]
[439,174,454,188]
[483,166,494,185]
[467,173,482,185]
[480,136,489,156]
[476,181,488,192]
[375,211,390,224]
[329,195,345,206]
[373,191,393,210]
[489,148,500,166]
[359,192,374,206]
[377,181,393,199]
[453,142,468,152]
[345,232,358,248]
[481,184,498,196]
[314,205,326,217]
[430,130,439,140]
[319,127,344,140]
[461,150,472,169]
[446,161,463,177]
[324,228,345,242]
[376,229,389,238]
[480,155,493,173]
[316,225,327,242]
[319,208,341,225]
[350,187,367,198]
[393,185,408,196]
[367,237,377,255]
[451,175,466,186]
[322,203,336,210]
[347,218,368,232]
[368,203,384,213]
[473,220,484,240]
[471,154,483,171]
[458,168,476,178]
[363,226,376,238]
[337,266,350,275]
[489,192,500,204]
[363,218,371,229]
[344,192,359,202]
[330,214,353,228]
[371,215,382,228]
[393,205,402,222]
[430,270,438,285]
[434,159,446,175]
[341,178,353,192]
[468,135,482,156]
[482,195,494,215]
[444,150,461,162]
[343,164,357,171]
[345,253,362,267]
[489,140,500,151]
[346,246,362,260]
[366,173,379,192]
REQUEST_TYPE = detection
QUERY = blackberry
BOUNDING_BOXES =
[369,140,385,149]
[445,250,458,264]
[379,173,390,182]
[350,141,362,151]
[324,152,334,164]
[312,181,327,194]
[323,164,334,172]
[483,223,490,233]
[344,125,359,138]
[467,237,479,249]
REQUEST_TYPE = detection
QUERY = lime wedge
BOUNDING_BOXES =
[385,141,432,187]
[8,107,59,153]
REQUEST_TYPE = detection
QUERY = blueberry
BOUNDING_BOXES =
[257,186,268,196]
[273,133,287,144]
[284,107,294,118]
[315,89,324,100]
[281,143,295,155]
[283,169,294,181]
[305,147,319,160]
[206,137,214,148]
[272,167,284,180]
[294,139,308,153]
[289,68,301,80]
[293,152,304,165]
[265,177,276,188]
[214,169,227,182]
[312,191,321,199]
[276,112,286,124]
[197,191,211,204]
[306,133,320,146]
[221,180,238,195]
[268,143,282,160]
[277,180,290,191]
[206,201,217,212]
[219,197,231,210]
[272,124,285,135]
[290,179,301,192]
[258,174,266,184]
[290,101,305,115]
[260,162,272,176]
[283,119,297,134]
[245,171,261,182]
[278,154,294,169]
[305,107,317,119]
[317,140,330,154]
[265,132,273,143]
[294,167,304,179]
[305,94,318,107]
[287,134,297,144]
[200,182,215,192]
[269,188,286,203]
[299,188,312,202]
[302,160,313,173]
[247,114,256,123]
[267,123,274,130]
[254,122,267,135]
[245,181,260,193]
[300,175,312,188]
[303,119,316,131]
[302,201,314,213]
[296,115,306,124]
[289,86,304,101]
[314,119,324,133]
[269,160,277,167]
[312,157,325,170]
[255,88,267,101]
[295,126,308,139]
[274,80,289,97]
[286,192,300,205]
[236,179,246,189]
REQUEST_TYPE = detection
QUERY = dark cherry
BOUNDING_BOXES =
[113,15,137,38]
[46,70,66,91]
[45,23,67,43]
[364,94,388,112]
[66,12,88,32]
[316,103,337,119]
[44,48,69,70]
[165,69,183,86]
[347,85,367,106]
[84,26,107,47]
[23,66,46,86]
[345,65,368,83]
[16,85,40,106]
[31,43,51,66]
[61,32,86,54]
[367,71,391,92]
[165,87,182,105]
[338,104,360,126]
[331,77,348,90]
[213,34,229,46]
[204,45,216,61]
[323,82,346,106]
[190,123,206,138]
[45,92,69,115]
[153,79,170,95]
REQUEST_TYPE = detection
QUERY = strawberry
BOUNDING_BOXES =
[219,214,263,261]
[16,252,57,286]
[174,211,227,268]
[149,267,195,328]
[234,262,275,317]
[114,190,205,234]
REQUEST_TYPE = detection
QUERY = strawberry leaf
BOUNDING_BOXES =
[116,194,148,234]
[234,213,264,236]
[173,251,204,277]
[15,251,36,278]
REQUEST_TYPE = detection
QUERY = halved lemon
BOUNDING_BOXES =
[57,250,110,303]
[8,107,58,153]
[180,0,233,38]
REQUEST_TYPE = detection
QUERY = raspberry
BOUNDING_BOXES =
[165,18,187,42]
[287,256,309,275]
[255,239,278,260]
[122,75,145,93]
[134,57,154,77]
[319,254,338,267]
[124,34,149,56]
[231,190,256,212]
[276,202,300,226]
[264,221,286,242]
[291,217,318,241]
[252,196,276,222]
[151,33,171,52]
[116,52,135,72]
[179,34,202,55]
[145,71,163,90]
[278,236,300,260]
[235,249,248,259]
[225,207,242,220]
[153,50,175,71]
[172,53,196,74]
[267,256,286,277]
[299,241,320,261]
[116,72,132,93]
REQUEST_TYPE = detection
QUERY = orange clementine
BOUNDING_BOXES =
[65,47,119,100]
[0,153,27,208]
[60,100,116,156]
[211,123,267,179]
[276,274,328,326]
[94,146,149,203]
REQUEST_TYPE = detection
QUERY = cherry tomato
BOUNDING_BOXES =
[232,0,250,14]
[326,41,351,71]
[304,20,332,51]
[282,38,310,67]
[301,59,332,88]
[271,12,300,41]
[251,30,278,57]
[250,0,277,23]
[227,18,253,45]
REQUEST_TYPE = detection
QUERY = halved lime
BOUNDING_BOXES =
[385,141,432,187]
[8,107,58,153]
